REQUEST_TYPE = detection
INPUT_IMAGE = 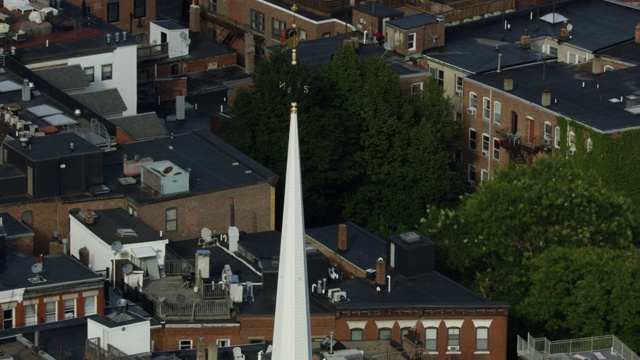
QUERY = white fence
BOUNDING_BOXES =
[517,333,639,360]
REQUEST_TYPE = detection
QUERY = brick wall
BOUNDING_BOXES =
[151,324,242,351]
[67,0,157,36]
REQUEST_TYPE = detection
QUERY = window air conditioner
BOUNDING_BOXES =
[544,136,552,145]
[447,345,460,351]
[482,149,489,157]
[467,107,477,116]
[568,147,576,155]
[455,90,463,97]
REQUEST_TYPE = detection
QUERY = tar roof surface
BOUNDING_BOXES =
[0,318,89,359]
[426,0,640,73]
[34,65,90,91]
[598,40,640,65]
[101,129,277,204]
[0,248,103,291]
[353,3,404,17]
[468,61,640,132]
[387,13,438,30]
[4,132,102,161]
[71,208,164,246]
[90,310,148,328]
[0,212,34,240]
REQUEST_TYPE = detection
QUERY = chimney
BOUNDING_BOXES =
[541,89,551,107]
[337,224,347,252]
[208,343,219,360]
[592,56,602,75]
[559,23,570,42]
[244,33,256,74]
[520,29,530,49]
[85,209,95,225]
[196,336,206,360]
[189,3,201,33]
[375,258,386,286]
[635,23,640,44]
[503,76,514,91]
[39,253,44,265]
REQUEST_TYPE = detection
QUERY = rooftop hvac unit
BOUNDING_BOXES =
[327,288,342,299]
[331,290,347,303]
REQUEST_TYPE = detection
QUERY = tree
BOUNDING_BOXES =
[519,246,640,350]
[419,156,640,305]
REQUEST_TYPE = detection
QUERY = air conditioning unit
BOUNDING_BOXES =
[327,288,342,299]
[568,147,576,155]
[467,107,477,116]
[467,180,476,187]
[447,345,460,351]
[544,136,552,145]
[331,290,348,303]
[482,149,489,157]
[455,90,463,97]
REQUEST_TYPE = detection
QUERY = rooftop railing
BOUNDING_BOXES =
[517,333,640,360]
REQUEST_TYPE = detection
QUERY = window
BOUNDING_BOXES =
[107,1,119,22]
[134,0,146,18]
[482,97,491,119]
[468,164,476,185]
[45,301,57,322]
[481,169,489,182]
[408,32,416,50]
[587,138,593,152]
[378,328,392,340]
[455,75,463,95]
[2,308,13,329]
[21,211,33,227]
[64,299,75,319]
[250,10,264,33]
[544,121,552,145]
[494,101,501,124]
[425,327,437,351]
[482,133,490,156]
[554,126,561,148]
[84,67,94,82]
[208,0,217,13]
[429,68,444,87]
[102,64,113,81]
[299,29,308,40]
[476,327,489,351]
[217,339,229,347]
[272,19,286,40]
[493,138,500,161]
[568,52,586,64]
[469,92,477,109]
[548,46,558,57]
[179,340,192,350]
[323,32,332,38]
[527,116,535,143]
[84,295,96,316]
[469,128,477,150]
[411,83,423,96]
[166,208,177,232]
[401,328,410,340]
[447,327,460,347]
[603,65,614,72]
[25,304,37,326]
[569,131,576,148]
[350,328,363,341]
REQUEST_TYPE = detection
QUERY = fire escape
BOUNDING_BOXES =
[496,130,551,165]
[201,11,248,47]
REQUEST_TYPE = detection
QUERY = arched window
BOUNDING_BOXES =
[350,328,363,341]
[378,328,392,340]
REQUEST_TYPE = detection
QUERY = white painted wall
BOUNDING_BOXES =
[149,22,190,59]
[69,215,168,274]
[88,316,151,354]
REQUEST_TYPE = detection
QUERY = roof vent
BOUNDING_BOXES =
[116,228,138,237]
[399,231,421,244]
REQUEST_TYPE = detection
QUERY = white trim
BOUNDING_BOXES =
[23,299,39,305]
[421,319,442,328]
[443,319,464,328]
[346,320,368,330]
[44,296,59,302]
[62,294,79,300]
[83,290,99,297]
[397,320,418,329]
[375,320,396,329]
[1,302,16,310]
[472,319,493,328]
[257,0,355,30]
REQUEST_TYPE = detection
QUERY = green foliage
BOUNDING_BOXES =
[519,246,640,350]
[419,156,640,306]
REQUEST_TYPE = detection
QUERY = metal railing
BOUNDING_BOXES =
[202,282,227,299]
[163,259,195,276]
[86,338,145,360]
[517,334,640,360]
[157,298,229,319]
[136,42,168,60]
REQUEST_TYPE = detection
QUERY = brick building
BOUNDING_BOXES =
[65,0,157,36]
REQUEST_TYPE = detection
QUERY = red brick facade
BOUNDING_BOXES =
[66,0,157,36]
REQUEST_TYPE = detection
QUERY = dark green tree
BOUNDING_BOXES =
[519,246,640,350]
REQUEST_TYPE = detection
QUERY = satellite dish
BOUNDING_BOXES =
[31,262,43,274]
[111,241,123,252]
[116,298,127,308]
[180,31,188,40]
[158,295,166,303]
[122,264,133,274]
[566,23,573,32]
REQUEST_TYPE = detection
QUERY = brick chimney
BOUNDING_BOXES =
[503,76,513,91]
[592,55,602,75]
[189,3,201,33]
[244,33,256,74]
[541,89,551,107]
[338,223,348,252]
[559,23,570,42]
[196,336,206,360]
[375,258,386,286]
[85,209,95,225]
[635,23,640,44]
[520,29,530,49]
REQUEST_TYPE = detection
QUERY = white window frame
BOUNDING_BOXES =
[217,339,230,347]
[482,97,491,120]
[468,164,476,185]
[493,101,501,124]
[603,65,614,72]
[408,32,416,50]
[25,304,37,326]
[481,169,489,182]
[469,92,477,110]
[554,126,561,148]
[45,300,57,323]
[84,295,97,316]
[208,0,217,13]
[179,339,193,350]
[84,66,94,83]
[101,64,113,81]
[447,327,461,347]
[250,10,265,33]
[544,121,552,145]
[476,327,489,351]
[64,298,76,319]
[469,128,477,151]
[569,130,576,148]
[481,133,490,157]
[455,75,463,95]
[568,51,586,64]
[493,137,500,161]
[166,208,177,232]
[2,308,14,329]
[587,138,593,152]
[425,327,438,351]
[411,83,423,97]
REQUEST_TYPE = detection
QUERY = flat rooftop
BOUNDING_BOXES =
[70,208,164,246]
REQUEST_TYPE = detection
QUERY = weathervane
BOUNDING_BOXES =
[279,4,309,106]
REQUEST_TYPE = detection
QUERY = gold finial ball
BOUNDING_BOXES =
[291,102,298,113]
[291,4,298,12]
